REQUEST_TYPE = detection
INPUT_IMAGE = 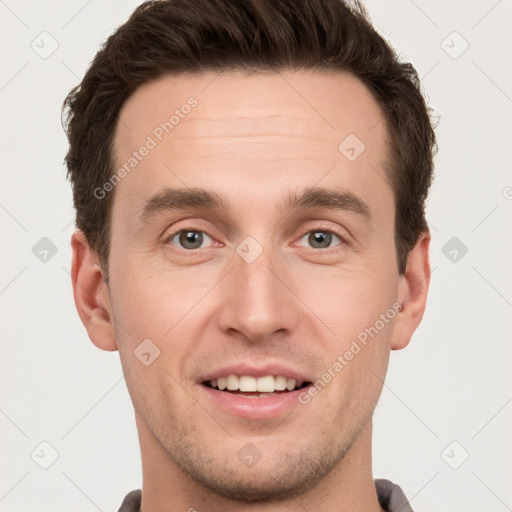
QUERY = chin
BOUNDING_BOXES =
[167,439,345,504]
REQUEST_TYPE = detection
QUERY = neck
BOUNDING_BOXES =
[136,416,385,512]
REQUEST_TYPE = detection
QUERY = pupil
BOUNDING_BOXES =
[310,231,331,248]
[181,230,202,249]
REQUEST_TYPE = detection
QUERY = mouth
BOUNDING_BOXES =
[197,363,315,419]
[201,374,311,398]
[198,372,314,419]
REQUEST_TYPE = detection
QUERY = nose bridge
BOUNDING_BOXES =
[219,236,297,341]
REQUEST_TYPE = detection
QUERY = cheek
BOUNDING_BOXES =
[294,259,397,409]
[294,260,398,342]
[315,306,392,427]
[108,259,216,396]
[109,252,215,339]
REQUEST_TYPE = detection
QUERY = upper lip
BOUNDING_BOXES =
[198,362,313,385]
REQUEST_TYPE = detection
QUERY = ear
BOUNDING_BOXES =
[391,230,431,351]
[70,230,118,351]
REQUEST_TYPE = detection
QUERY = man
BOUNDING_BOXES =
[63,0,436,510]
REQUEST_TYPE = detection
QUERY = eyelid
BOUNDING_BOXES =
[296,221,349,244]
[293,230,347,253]
[163,220,350,250]
[164,227,219,250]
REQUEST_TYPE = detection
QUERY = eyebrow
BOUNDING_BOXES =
[139,186,371,224]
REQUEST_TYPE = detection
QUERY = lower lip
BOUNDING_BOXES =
[199,384,311,420]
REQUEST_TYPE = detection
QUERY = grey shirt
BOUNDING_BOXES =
[117,478,414,511]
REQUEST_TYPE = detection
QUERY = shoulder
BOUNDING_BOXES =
[375,478,415,512]
[117,489,142,512]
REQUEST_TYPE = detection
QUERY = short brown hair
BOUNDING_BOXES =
[62,0,437,280]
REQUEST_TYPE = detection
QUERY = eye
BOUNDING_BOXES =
[297,230,344,250]
[166,229,215,250]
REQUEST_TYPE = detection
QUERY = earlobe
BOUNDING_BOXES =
[391,230,431,351]
[70,230,118,352]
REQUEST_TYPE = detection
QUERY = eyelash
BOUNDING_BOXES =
[164,225,347,252]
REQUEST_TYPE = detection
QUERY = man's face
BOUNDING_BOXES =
[105,70,404,500]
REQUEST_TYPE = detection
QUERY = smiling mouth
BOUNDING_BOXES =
[201,374,311,397]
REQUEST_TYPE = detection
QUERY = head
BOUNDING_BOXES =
[64,0,436,505]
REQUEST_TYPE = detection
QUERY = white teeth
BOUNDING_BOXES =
[239,376,257,392]
[217,377,227,390]
[208,375,304,392]
[274,376,287,391]
[226,374,238,391]
[257,375,275,392]
[233,392,278,398]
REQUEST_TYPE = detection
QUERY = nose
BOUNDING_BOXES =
[217,242,299,344]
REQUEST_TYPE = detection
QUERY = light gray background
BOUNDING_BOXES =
[1,1,511,511]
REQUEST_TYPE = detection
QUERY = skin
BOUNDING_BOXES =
[71,70,430,512]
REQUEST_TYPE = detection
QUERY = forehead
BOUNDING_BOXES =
[115,69,388,157]
[111,70,392,227]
